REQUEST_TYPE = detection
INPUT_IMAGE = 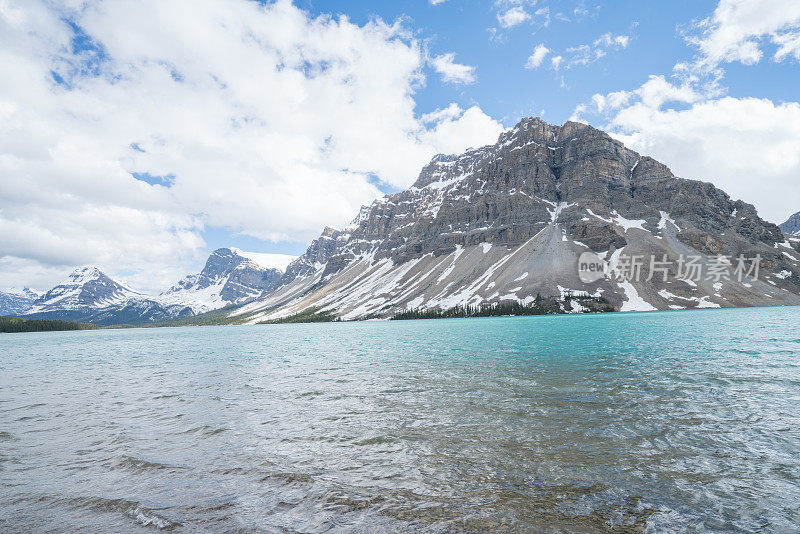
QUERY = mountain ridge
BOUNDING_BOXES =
[233,117,800,322]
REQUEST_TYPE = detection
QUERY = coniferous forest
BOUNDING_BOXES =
[0,316,98,333]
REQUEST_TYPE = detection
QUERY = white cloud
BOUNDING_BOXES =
[688,0,800,67]
[497,6,531,28]
[570,2,800,227]
[536,30,634,72]
[594,32,631,49]
[579,76,800,223]
[773,30,800,60]
[430,0,448,4]
[0,0,501,292]
[420,104,506,155]
[589,76,701,112]
[564,31,633,68]
[525,44,550,69]
[430,53,477,84]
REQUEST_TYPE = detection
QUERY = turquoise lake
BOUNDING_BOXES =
[2,307,800,532]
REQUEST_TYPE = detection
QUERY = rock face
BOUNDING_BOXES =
[0,288,41,316]
[158,248,283,314]
[235,117,800,322]
[780,212,800,236]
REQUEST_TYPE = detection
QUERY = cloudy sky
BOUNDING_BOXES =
[1,0,799,292]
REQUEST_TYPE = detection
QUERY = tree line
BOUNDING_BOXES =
[0,316,98,333]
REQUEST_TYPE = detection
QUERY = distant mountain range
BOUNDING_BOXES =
[0,248,290,325]
[780,212,800,236]
[3,118,799,326]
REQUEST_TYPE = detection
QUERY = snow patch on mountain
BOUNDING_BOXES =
[229,248,297,271]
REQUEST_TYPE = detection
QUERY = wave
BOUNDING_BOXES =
[117,455,182,473]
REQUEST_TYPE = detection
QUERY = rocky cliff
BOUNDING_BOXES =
[235,117,800,322]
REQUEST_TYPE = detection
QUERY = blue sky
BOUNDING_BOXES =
[2,0,799,291]
[297,0,708,121]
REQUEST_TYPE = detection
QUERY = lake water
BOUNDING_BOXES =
[1,307,800,533]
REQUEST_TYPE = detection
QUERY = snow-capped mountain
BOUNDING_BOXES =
[26,266,143,314]
[233,117,800,322]
[12,249,292,326]
[157,248,285,314]
[20,267,188,325]
[0,288,41,316]
[780,212,800,236]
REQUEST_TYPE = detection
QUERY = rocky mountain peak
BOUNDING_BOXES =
[159,247,283,314]
[67,266,104,282]
[28,266,142,314]
[202,248,250,279]
[246,116,800,322]
[282,116,788,287]
[780,212,800,236]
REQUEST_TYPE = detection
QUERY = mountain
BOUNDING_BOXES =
[234,117,800,322]
[18,248,288,325]
[157,248,285,314]
[0,288,41,316]
[26,266,144,314]
[12,248,288,326]
[780,212,800,236]
[21,267,185,326]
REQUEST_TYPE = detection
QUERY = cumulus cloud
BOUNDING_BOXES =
[577,75,800,224]
[525,44,550,69]
[687,0,800,68]
[419,104,506,155]
[497,6,531,28]
[430,53,478,84]
[490,1,550,36]
[0,0,502,291]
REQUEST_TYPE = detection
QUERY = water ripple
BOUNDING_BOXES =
[1,307,799,532]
